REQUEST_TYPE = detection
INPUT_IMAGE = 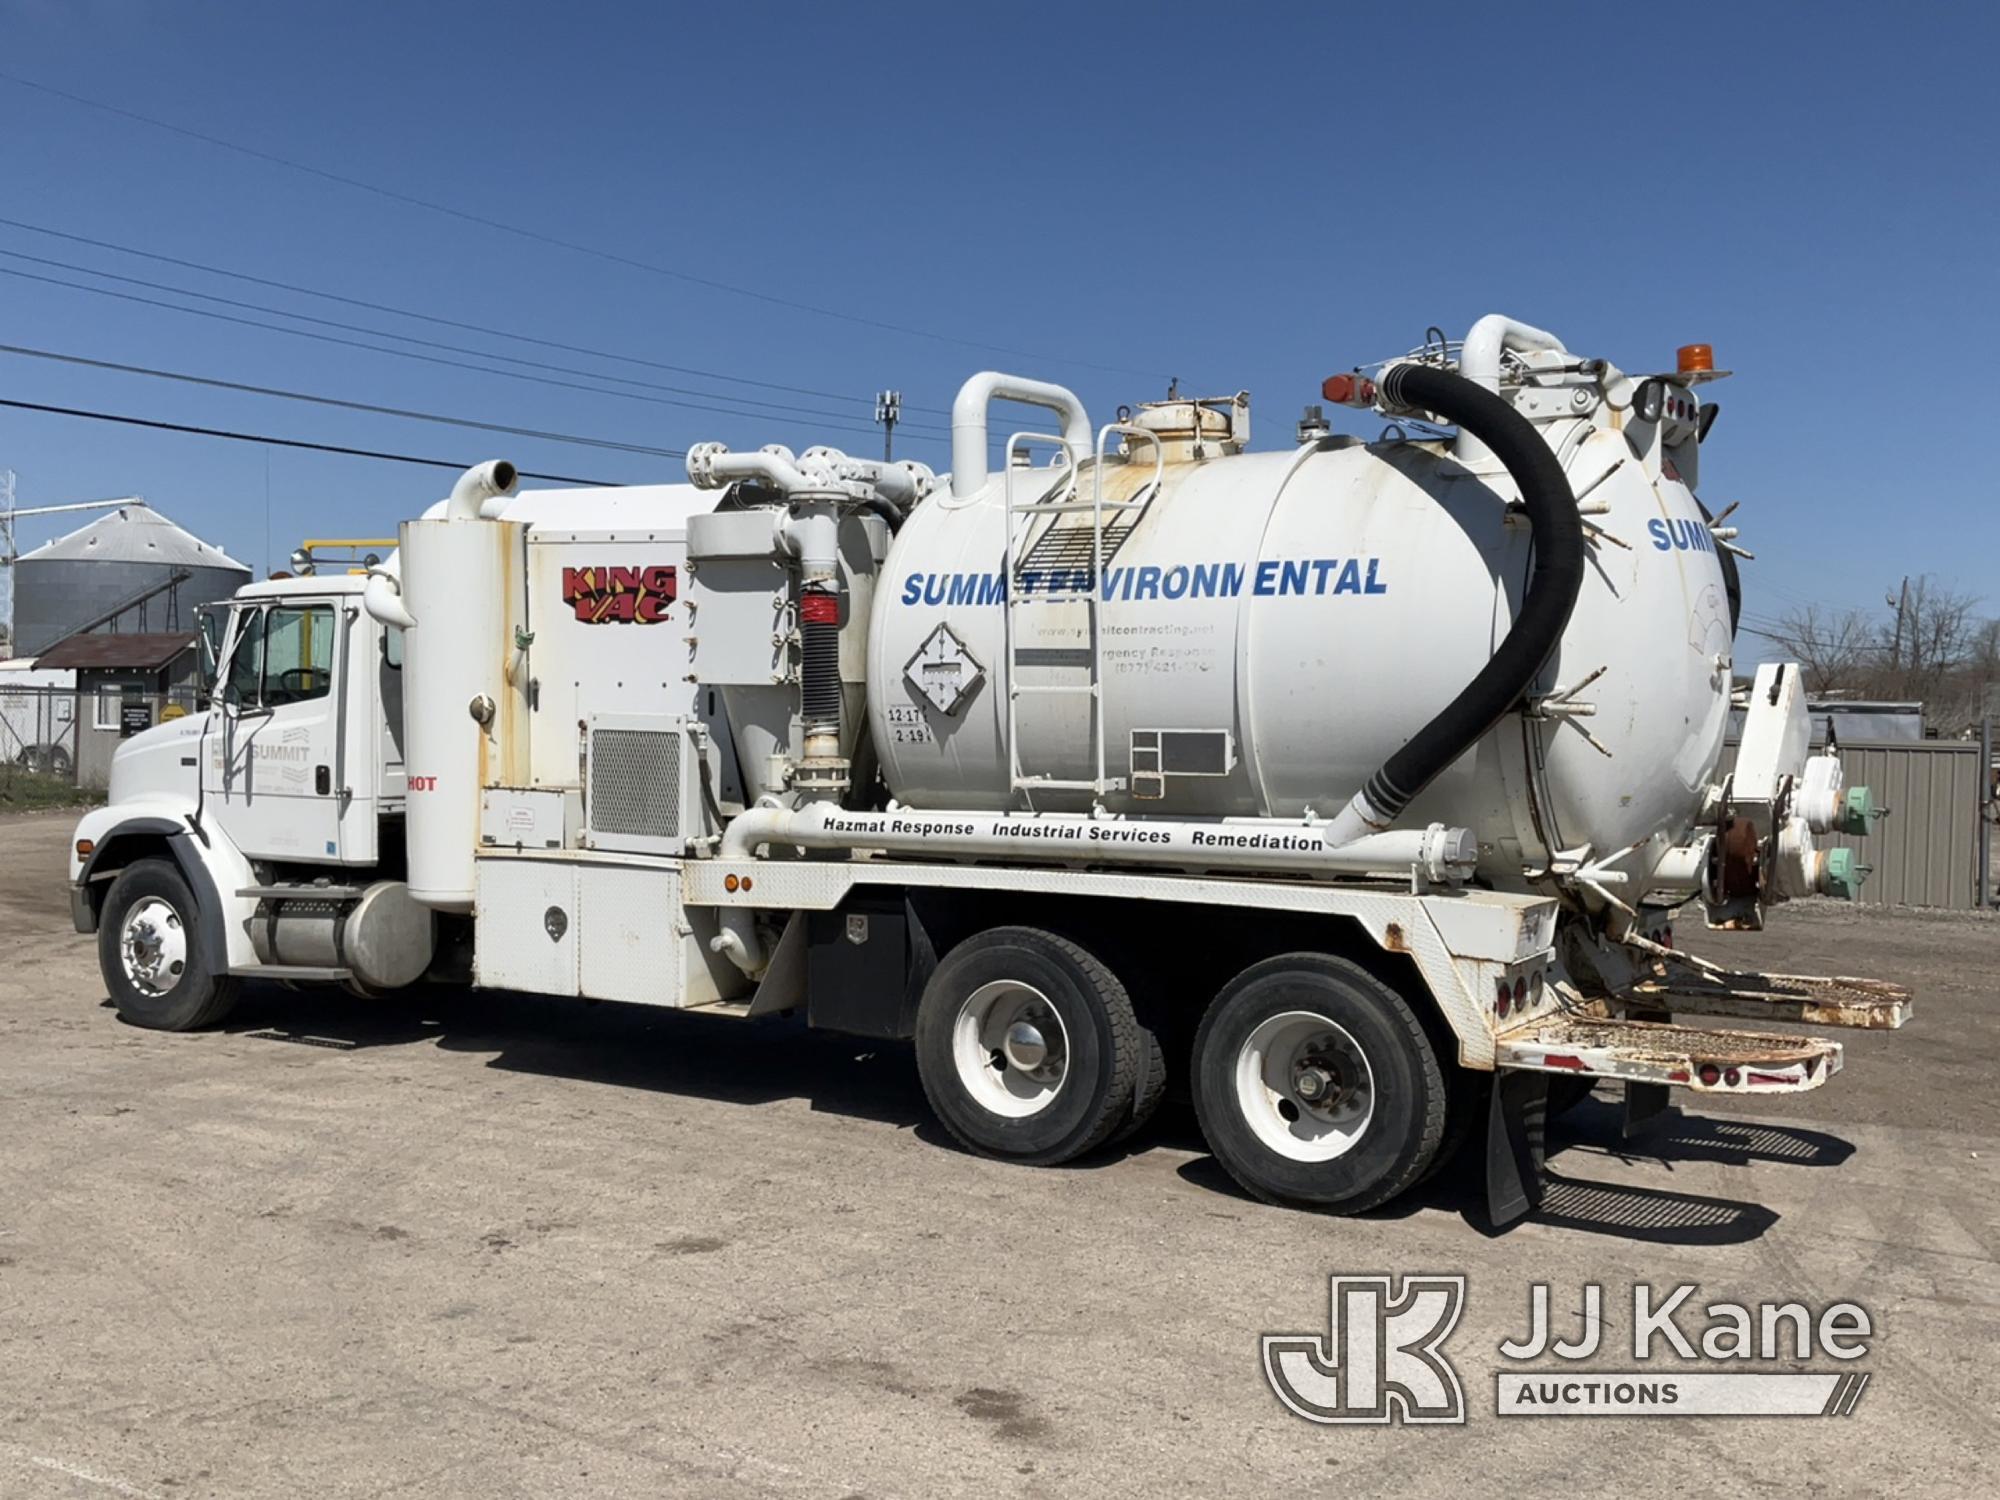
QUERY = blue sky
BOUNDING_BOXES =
[1,1,1994,653]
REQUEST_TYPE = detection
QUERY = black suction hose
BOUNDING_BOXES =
[855,494,905,535]
[1356,362,1587,825]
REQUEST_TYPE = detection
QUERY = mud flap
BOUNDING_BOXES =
[1623,1080,1673,1137]
[1486,1071,1548,1228]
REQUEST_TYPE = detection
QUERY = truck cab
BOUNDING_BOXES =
[69,573,420,1026]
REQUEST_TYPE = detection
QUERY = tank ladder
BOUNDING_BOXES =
[1000,424,1163,807]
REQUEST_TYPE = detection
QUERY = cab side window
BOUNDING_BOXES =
[262,606,335,705]
[223,608,266,708]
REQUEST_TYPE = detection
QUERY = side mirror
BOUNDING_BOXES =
[194,604,223,694]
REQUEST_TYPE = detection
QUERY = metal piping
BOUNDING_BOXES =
[443,458,519,520]
[720,804,1473,886]
[950,372,1093,499]
[362,560,416,630]
[689,447,815,495]
[1458,314,1567,394]
[1454,315,1568,468]
[709,804,1474,974]
[364,462,517,630]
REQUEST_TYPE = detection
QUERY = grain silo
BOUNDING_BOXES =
[12,502,250,656]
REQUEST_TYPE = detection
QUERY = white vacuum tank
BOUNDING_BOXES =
[865,378,1735,897]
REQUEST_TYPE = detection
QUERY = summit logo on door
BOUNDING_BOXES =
[561,565,677,624]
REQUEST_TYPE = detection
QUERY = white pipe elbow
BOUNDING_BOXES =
[687,444,812,494]
[710,908,764,975]
[362,564,417,630]
[445,459,519,520]
[1459,315,1568,393]
[720,803,790,861]
[950,372,1093,500]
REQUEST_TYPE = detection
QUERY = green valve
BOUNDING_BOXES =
[1821,846,1869,899]
[1837,784,1874,836]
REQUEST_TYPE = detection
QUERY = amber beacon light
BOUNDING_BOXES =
[1677,343,1715,374]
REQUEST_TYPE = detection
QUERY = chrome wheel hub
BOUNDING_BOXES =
[953,980,1071,1118]
[120,896,188,997]
[1235,1011,1376,1162]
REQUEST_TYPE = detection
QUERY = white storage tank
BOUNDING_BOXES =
[866,374,1735,897]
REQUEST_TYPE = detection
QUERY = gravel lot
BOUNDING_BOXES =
[2,810,1995,1497]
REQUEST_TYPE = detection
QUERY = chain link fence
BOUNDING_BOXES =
[1,682,201,804]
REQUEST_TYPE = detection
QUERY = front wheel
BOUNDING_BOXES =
[1192,954,1445,1214]
[98,858,239,1031]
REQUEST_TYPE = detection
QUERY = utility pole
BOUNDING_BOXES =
[875,390,901,463]
[0,470,14,657]
[1888,575,1910,674]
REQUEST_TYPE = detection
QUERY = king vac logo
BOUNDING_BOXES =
[1263,1275,1467,1425]
[561,564,677,624]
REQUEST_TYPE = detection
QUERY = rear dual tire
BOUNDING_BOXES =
[1192,954,1446,1214]
[915,926,1153,1166]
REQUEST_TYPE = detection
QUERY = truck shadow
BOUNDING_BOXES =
[218,981,933,1129]
[1168,1094,1855,1244]
[1553,1094,1857,1171]
[211,985,1847,1242]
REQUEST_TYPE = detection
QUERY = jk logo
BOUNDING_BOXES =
[1263,1275,1467,1425]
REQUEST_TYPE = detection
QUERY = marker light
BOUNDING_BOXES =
[1677,343,1715,374]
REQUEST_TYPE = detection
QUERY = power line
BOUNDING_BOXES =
[0,249,952,436]
[0,397,622,485]
[0,263,944,448]
[0,341,687,459]
[0,214,953,417]
[0,71,1168,381]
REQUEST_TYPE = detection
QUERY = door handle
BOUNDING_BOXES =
[316,765,331,795]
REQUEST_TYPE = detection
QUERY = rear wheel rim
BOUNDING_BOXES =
[1234,1009,1375,1162]
[952,979,1070,1119]
[120,896,188,997]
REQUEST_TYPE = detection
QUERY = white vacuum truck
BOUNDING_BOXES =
[68,316,1909,1223]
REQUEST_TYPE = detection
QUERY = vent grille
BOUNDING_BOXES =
[589,727,681,842]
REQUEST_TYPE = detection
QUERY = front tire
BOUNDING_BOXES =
[1192,954,1445,1214]
[98,858,239,1031]
[914,926,1142,1166]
